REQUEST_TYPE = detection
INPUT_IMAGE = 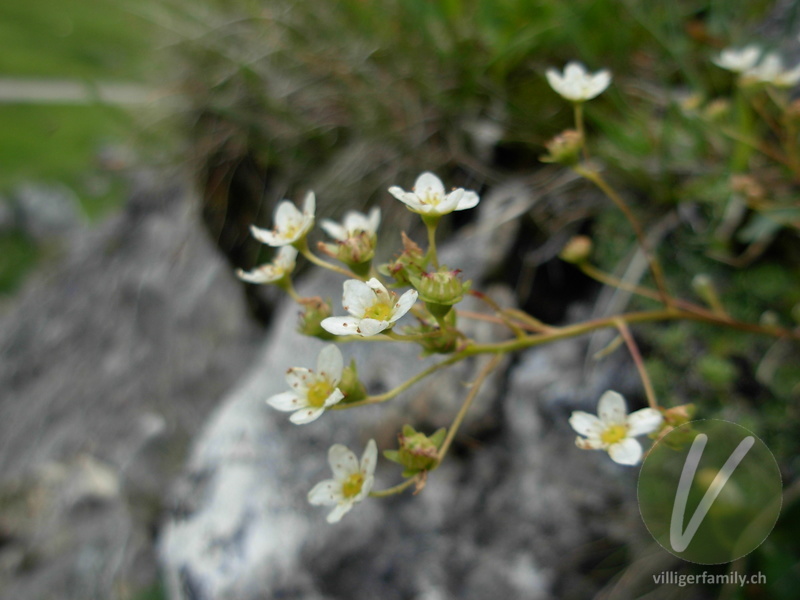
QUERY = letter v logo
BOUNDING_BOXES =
[669,433,755,553]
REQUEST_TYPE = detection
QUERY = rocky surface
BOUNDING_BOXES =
[0,174,261,599]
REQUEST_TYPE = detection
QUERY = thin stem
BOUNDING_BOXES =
[426,220,440,269]
[438,354,503,461]
[467,290,527,338]
[333,352,468,409]
[369,477,417,498]
[574,166,671,307]
[614,319,658,409]
[296,239,361,279]
[574,101,589,160]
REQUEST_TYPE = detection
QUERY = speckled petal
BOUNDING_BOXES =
[328,444,359,480]
[597,390,627,426]
[267,391,306,412]
[320,317,361,336]
[627,408,663,437]
[308,479,343,505]
[289,406,325,425]
[342,279,376,317]
[388,289,418,323]
[356,318,389,337]
[316,345,344,381]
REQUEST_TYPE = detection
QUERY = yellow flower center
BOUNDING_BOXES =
[363,302,392,321]
[307,380,334,408]
[341,472,365,498]
[600,424,628,445]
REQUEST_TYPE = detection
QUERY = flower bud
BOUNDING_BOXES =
[297,297,336,340]
[408,266,471,308]
[318,231,377,275]
[541,129,584,165]
[383,425,446,475]
[559,235,593,264]
[379,232,427,285]
[654,404,696,449]
[338,359,368,403]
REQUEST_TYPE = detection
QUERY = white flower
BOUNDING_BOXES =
[546,62,611,102]
[236,246,298,284]
[713,45,761,73]
[321,278,418,337]
[569,390,663,466]
[320,207,381,241]
[266,345,345,424]
[250,191,316,247]
[308,439,377,523]
[744,52,800,87]
[388,172,480,216]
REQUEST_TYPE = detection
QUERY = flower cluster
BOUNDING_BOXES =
[714,45,800,88]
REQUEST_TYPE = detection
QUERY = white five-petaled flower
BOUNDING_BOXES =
[236,246,298,284]
[321,278,418,337]
[320,207,381,241]
[308,439,377,524]
[546,61,612,102]
[267,345,345,424]
[388,172,480,216]
[744,52,800,88]
[569,390,663,466]
[250,191,316,247]
[713,45,761,73]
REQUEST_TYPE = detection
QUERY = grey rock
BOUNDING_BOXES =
[10,182,85,239]
[0,176,261,599]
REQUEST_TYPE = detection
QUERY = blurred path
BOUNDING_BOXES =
[0,77,164,105]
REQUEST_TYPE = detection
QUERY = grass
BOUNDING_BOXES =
[0,0,163,294]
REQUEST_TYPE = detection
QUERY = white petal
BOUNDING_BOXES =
[328,444,360,480]
[249,224,282,246]
[597,390,627,425]
[608,438,643,465]
[285,367,311,392]
[236,265,281,284]
[356,318,389,337]
[456,190,480,210]
[367,207,381,232]
[393,192,427,212]
[316,345,344,381]
[302,191,316,217]
[414,172,445,196]
[365,278,391,304]
[274,200,302,228]
[326,501,353,524]
[308,479,343,506]
[360,439,378,477]
[388,289,418,323]
[626,408,663,437]
[342,279,376,317]
[388,185,410,201]
[546,68,564,93]
[289,407,325,424]
[437,189,464,213]
[323,388,345,408]
[569,411,604,437]
[320,317,362,336]
[320,219,347,241]
[587,70,611,98]
[564,61,587,80]
[267,391,306,412]
[275,246,298,270]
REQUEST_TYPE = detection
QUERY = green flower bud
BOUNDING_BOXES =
[318,231,377,276]
[379,232,427,286]
[297,297,336,340]
[338,359,368,403]
[408,266,471,308]
[540,129,583,166]
[383,425,447,475]
[559,235,593,264]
